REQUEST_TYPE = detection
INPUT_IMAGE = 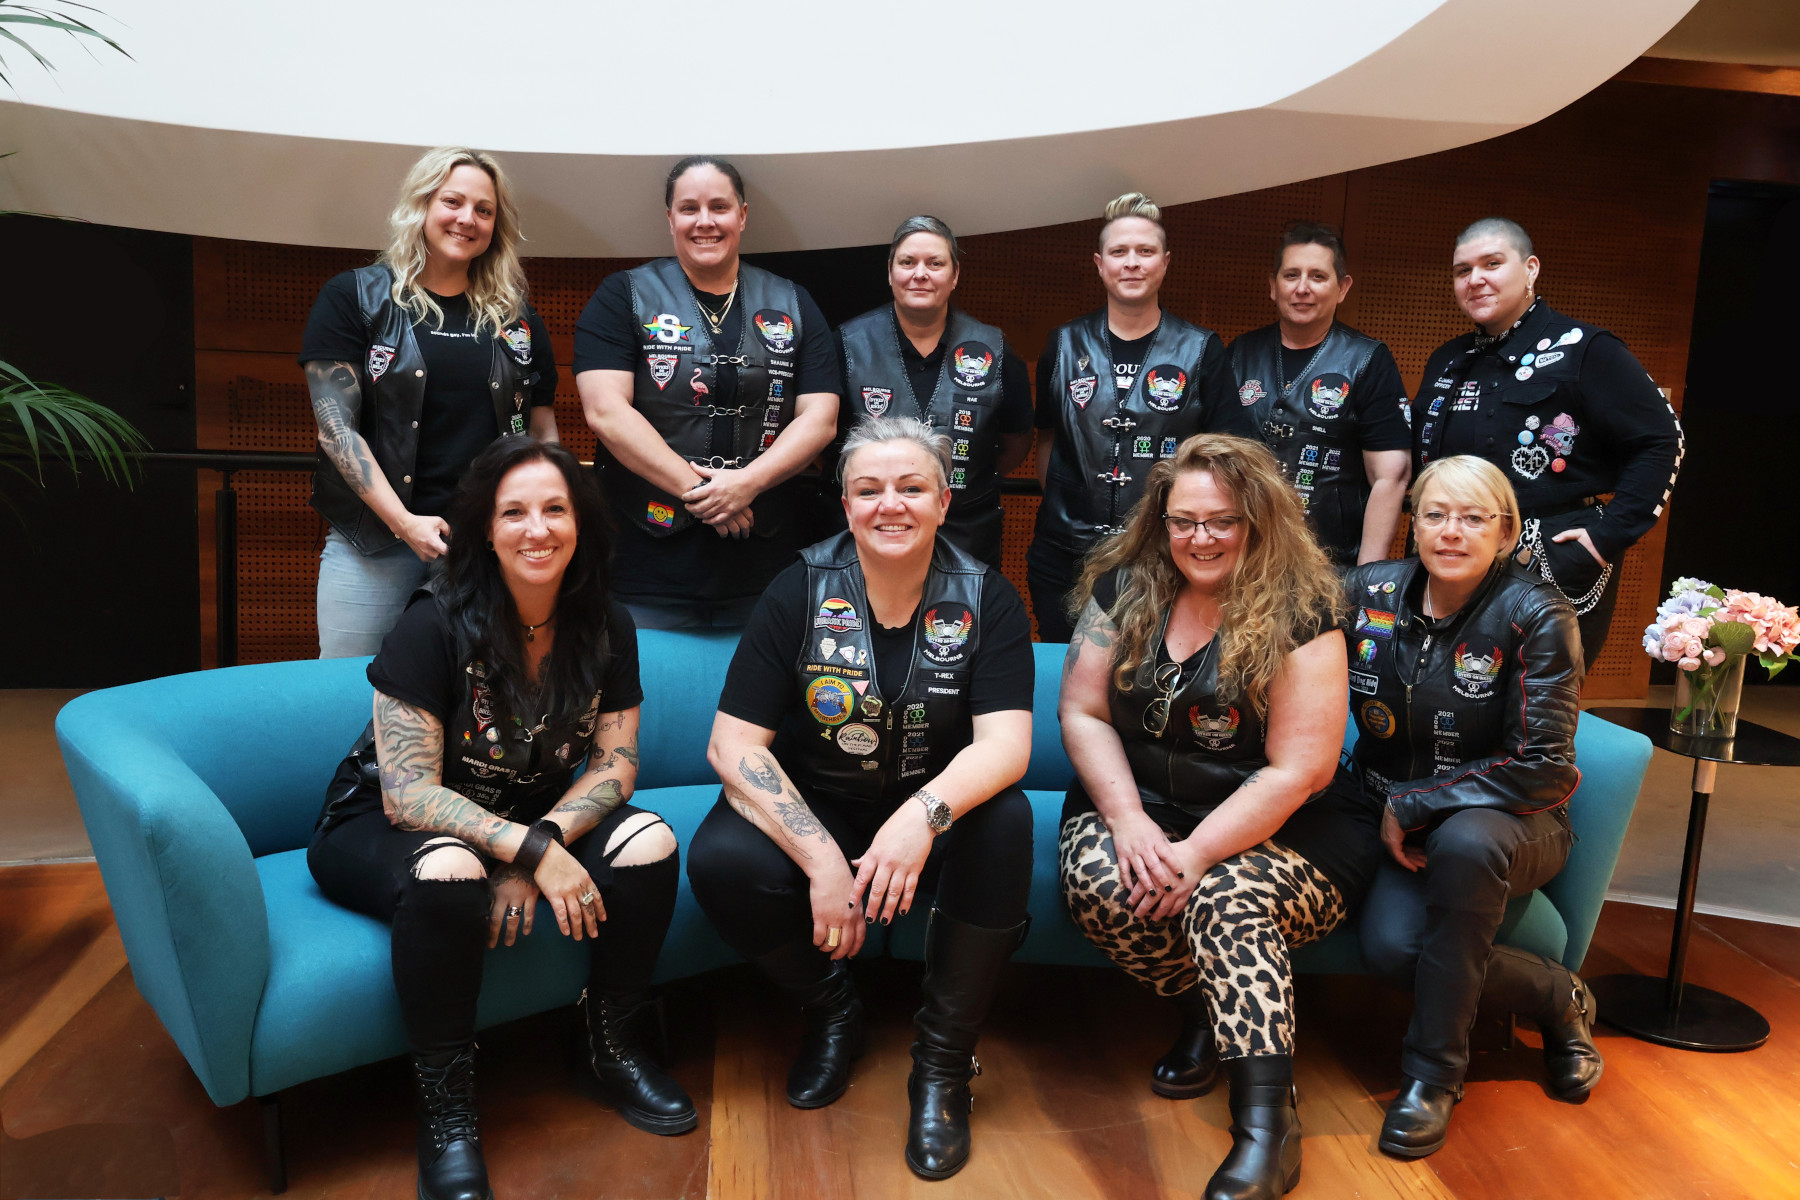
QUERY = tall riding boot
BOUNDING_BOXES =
[412,1044,493,1200]
[1151,986,1219,1098]
[580,988,698,1135]
[1484,945,1603,1101]
[750,938,866,1108]
[1205,1055,1301,1200]
[906,909,1030,1180]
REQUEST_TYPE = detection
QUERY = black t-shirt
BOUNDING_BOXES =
[1034,329,1236,430]
[300,271,557,518]
[1069,573,1377,903]
[571,268,839,603]
[350,595,644,822]
[1272,341,1412,455]
[719,558,1035,804]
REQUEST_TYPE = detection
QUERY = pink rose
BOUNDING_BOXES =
[1704,646,1727,667]
[1678,656,1702,672]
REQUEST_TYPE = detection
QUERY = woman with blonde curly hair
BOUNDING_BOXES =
[1057,433,1380,1200]
[303,145,559,657]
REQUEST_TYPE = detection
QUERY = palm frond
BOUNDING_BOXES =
[0,362,150,486]
[0,2,130,88]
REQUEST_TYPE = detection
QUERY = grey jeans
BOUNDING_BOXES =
[316,528,431,659]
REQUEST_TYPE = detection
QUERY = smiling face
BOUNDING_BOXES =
[841,439,950,564]
[489,459,577,596]
[1164,469,1245,595]
[667,164,746,277]
[423,163,497,273]
[1094,216,1169,305]
[1270,242,1350,334]
[1452,234,1539,332]
[889,232,959,318]
[1414,482,1505,592]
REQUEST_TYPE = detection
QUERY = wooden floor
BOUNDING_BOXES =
[2,863,1795,1199]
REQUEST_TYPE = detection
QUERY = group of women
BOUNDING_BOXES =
[299,147,1657,1200]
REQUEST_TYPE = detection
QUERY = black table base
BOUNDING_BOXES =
[1589,973,1770,1052]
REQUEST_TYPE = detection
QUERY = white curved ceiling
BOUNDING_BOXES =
[0,0,1697,255]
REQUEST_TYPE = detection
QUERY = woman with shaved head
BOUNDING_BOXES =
[1411,217,1682,665]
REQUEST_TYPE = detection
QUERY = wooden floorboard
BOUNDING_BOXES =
[1,864,1795,1199]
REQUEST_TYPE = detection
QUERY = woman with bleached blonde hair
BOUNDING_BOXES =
[302,146,560,658]
[1058,432,1379,1200]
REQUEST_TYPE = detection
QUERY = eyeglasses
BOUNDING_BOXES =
[1162,513,1241,540]
[1142,661,1183,736]
[1416,510,1499,532]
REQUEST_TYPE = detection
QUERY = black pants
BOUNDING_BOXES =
[686,786,1034,958]
[308,804,678,1055]
[1358,806,1573,1088]
[1025,540,1082,644]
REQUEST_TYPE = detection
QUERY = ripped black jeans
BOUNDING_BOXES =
[307,804,677,1055]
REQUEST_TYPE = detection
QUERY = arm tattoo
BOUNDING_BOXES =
[595,731,640,772]
[1240,768,1265,790]
[739,751,782,794]
[1065,599,1115,668]
[306,360,378,495]
[374,693,512,852]
[554,776,625,820]
[778,788,832,844]
[726,794,807,860]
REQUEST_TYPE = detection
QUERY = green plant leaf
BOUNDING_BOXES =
[1762,655,1788,682]
[1710,620,1756,656]
[0,362,149,488]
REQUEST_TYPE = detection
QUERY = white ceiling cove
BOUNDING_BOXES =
[0,0,1699,254]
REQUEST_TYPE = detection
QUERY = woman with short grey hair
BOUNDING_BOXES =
[833,217,1034,569]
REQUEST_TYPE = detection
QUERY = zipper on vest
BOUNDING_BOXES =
[1406,632,1431,781]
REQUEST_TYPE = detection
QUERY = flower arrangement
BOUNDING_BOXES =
[1644,578,1800,735]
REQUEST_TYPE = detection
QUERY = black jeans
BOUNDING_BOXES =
[686,786,1034,959]
[308,804,677,1055]
[1357,805,1573,1088]
[1025,540,1082,644]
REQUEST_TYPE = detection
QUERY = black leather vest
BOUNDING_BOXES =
[310,265,537,554]
[616,258,801,536]
[1413,302,1604,515]
[786,532,985,807]
[1231,322,1381,565]
[1035,311,1217,553]
[1341,558,1579,829]
[838,306,1009,558]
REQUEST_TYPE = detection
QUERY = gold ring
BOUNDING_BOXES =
[578,891,597,906]
[826,927,841,949]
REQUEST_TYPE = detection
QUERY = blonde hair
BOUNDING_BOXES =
[1099,191,1167,251]
[379,146,528,339]
[1074,434,1343,719]
[1410,455,1522,558]
[839,415,952,492]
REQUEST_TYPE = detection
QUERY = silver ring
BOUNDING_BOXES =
[578,891,597,907]
[504,905,523,919]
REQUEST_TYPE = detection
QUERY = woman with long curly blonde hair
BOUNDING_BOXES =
[303,146,559,658]
[1057,433,1380,1200]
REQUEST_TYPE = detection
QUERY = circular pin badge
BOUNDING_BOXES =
[1525,415,1541,430]
[1551,457,1567,473]
[1382,581,1395,594]
[1522,353,1536,366]
[486,727,499,743]
[1360,700,1397,739]
[1518,430,1534,445]
[836,723,880,756]
[1537,338,1552,351]
[861,694,883,719]
[1515,366,1534,381]
[489,745,505,760]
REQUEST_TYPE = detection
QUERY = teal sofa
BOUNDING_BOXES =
[55,633,1652,1189]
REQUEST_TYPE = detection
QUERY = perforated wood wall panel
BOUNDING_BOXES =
[195,79,1727,695]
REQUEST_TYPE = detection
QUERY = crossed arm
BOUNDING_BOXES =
[1058,598,1347,920]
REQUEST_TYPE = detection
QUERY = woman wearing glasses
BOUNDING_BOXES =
[1346,455,1597,1160]
[1058,434,1378,1200]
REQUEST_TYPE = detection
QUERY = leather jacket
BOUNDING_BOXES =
[1342,557,1582,832]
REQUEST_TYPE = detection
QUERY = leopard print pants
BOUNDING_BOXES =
[1059,810,1348,1059]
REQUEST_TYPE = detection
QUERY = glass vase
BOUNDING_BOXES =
[1670,653,1748,739]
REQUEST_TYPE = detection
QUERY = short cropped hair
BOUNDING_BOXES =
[1274,220,1348,279]
[1098,192,1167,252]
[838,415,953,492]
[1455,216,1533,260]
[888,215,961,269]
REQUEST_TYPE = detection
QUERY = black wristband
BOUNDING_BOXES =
[533,818,566,847]
[514,822,558,875]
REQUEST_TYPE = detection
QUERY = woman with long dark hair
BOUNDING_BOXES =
[308,437,693,1200]
[1058,434,1379,1200]
[303,146,559,658]
[833,215,1034,568]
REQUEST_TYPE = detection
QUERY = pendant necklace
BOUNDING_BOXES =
[697,276,740,335]
[521,613,555,642]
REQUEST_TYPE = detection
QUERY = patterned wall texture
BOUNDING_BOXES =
[195,79,1746,697]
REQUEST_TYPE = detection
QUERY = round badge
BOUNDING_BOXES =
[1525,415,1541,430]
[1515,366,1534,381]
[1518,430,1534,445]
[489,745,505,760]
[805,676,857,727]
[1537,338,1552,351]
[1360,700,1397,739]
[486,727,499,743]
[1551,458,1567,473]
[1382,581,1395,594]
[1141,363,1190,411]
[1522,353,1535,366]
[751,309,796,353]
[836,723,880,755]
[1305,372,1352,420]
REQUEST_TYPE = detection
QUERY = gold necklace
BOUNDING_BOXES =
[697,276,740,335]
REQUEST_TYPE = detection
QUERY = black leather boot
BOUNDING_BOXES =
[1151,987,1219,1099]
[1205,1055,1301,1200]
[580,989,698,1135]
[906,910,1029,1180]
[750,938,866,1108]
[412,1045,493,1200]
[1378,1076,1461,1159]
[1539,969,1603,1101]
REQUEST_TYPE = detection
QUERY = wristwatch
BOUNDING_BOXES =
[913,789,953,835]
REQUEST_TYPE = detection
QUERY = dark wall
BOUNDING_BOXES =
[0,215,199,687]
[1660,181,1800,683]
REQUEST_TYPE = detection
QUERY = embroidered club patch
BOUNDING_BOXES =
[1307,373,1350,419]
[951,342,994,388]
[1239,379,1266,406]
[642,314,691,344]
[367,344,396,380]
[1069,376,1098,408]
[647,354,679,389]
[814,597,863,634]
[1452,643,1503,699]
[1143,365,1188,411]
[1187,704,1240,751]
[836,723,879,755]
[806,676,856,726]
[753,310,796,352]
[646,502,675,528]
[922,607,974,664]
[504,324,532,363]
[861,386,891,416]
[1355,608,1397,639]
[1360,700,1396,738]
